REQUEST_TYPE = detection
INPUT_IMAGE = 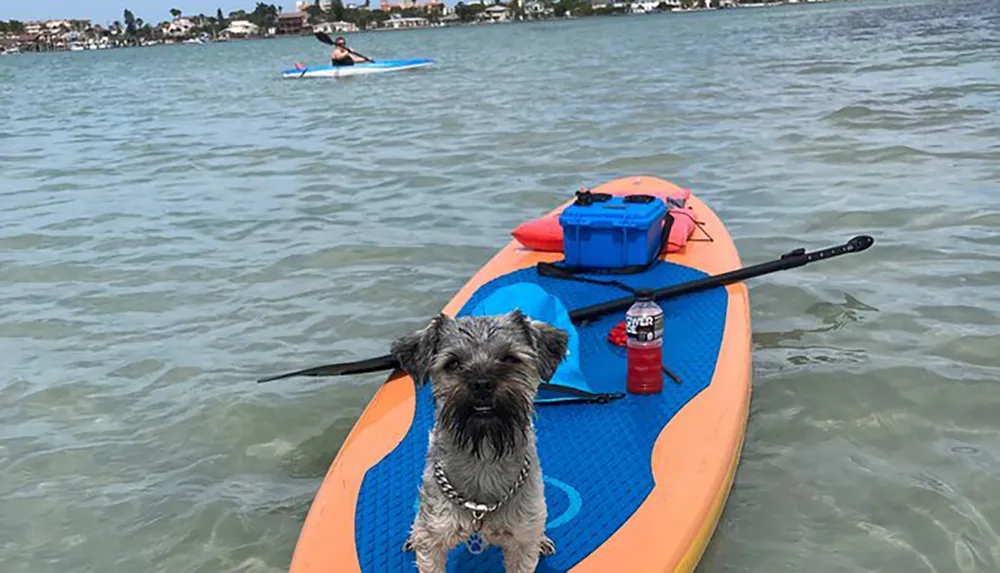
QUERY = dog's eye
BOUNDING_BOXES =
[501,354,520,365]
[443,358,460,372]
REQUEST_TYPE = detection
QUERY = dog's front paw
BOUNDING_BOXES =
[539,535,556,557]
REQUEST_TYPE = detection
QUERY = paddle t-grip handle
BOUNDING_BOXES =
[805,234,873,261]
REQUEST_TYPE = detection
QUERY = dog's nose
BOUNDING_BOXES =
[470,378,494,396]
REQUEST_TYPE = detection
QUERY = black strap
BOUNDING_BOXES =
[537,382,625,405]
[537,262,640,295]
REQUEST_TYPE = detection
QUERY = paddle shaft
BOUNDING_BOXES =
[256,235,873,383]
[570,235,874,322]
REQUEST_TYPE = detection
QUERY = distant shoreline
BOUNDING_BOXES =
[1,0,855,56]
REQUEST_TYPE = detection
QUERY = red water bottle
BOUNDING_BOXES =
[625,290,664,395]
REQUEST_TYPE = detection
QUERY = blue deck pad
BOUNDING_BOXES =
[355,261,729,571]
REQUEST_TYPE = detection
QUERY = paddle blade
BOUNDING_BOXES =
[257,353,398,383]
[315,31,334,45]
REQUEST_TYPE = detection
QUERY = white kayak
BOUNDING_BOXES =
[282,58,433,79]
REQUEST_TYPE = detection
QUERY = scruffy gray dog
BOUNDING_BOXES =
[391,309,568,573]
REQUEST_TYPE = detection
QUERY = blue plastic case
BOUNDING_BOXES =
[558,193,668,269]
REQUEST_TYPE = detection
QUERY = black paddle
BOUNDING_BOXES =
[314,31,375,63]
[257,235,874,383]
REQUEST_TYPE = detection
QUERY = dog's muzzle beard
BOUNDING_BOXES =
[437,380,533,461]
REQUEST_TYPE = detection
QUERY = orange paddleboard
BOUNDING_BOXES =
[290,175,751,572]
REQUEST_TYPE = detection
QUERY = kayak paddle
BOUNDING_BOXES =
[257,234,873,383]
[314,31,375,63]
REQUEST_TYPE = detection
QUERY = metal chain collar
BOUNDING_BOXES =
[433,453,531,532]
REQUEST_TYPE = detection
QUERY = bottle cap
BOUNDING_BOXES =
[634,289,654,302]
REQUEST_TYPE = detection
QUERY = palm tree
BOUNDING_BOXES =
[170,8,182,19]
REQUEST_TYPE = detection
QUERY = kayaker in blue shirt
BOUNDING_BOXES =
[331,36,371,66]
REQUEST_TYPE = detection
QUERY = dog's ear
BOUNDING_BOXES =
[391,313,452,386]
[530,320,569,382]
[507,309,569,383]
